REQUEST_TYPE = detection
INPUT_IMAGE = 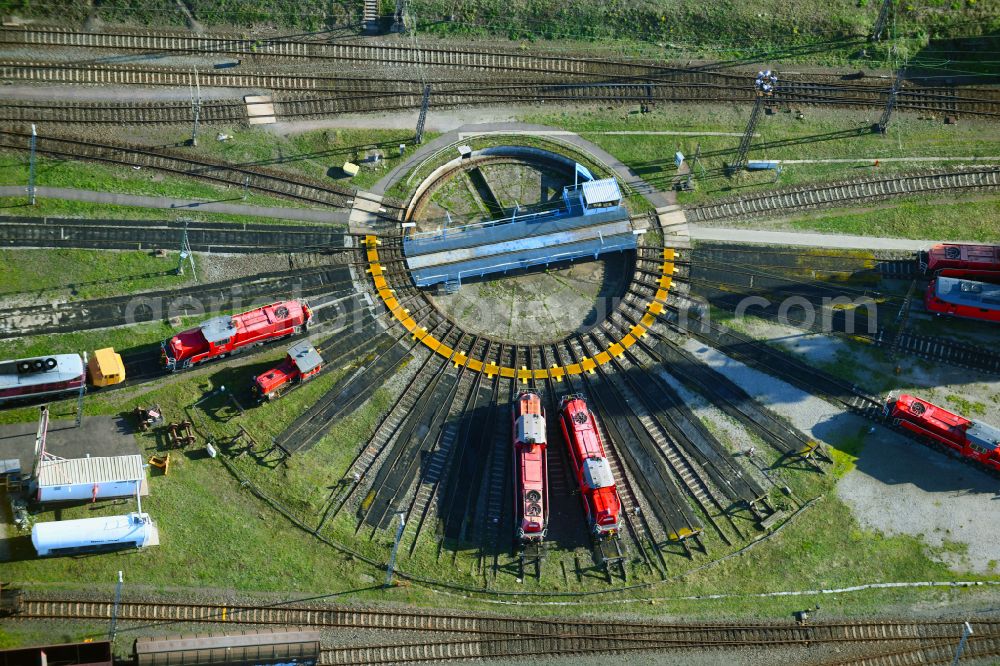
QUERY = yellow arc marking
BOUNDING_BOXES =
[364,235,675,378]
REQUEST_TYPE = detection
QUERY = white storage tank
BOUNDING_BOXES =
[36,454,147,503]
[32,512,159,557]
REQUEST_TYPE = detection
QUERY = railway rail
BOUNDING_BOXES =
[3,27,999,116]
[0,216,344,252]
[16,597,999,644]
[3,83,998,125]
[0,263,352,338]
[0,130,403,214]
[686,167,1000,223]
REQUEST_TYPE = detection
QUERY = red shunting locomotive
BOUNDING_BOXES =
[887,394,1000,473]
[558,395,621,538]
[251,341,324,401]
[162,300,311,371]
[922,243,1000,275]
[513,391,549,543]
[920,244,1000,325]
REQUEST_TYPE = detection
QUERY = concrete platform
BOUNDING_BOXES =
[0,415,139,478]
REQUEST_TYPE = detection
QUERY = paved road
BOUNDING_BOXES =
[372,122,676,209]
[0,186,348,224]
[686,225,980,250]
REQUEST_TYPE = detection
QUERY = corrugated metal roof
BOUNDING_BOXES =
[581,178,621,207]
[38,455,145,487]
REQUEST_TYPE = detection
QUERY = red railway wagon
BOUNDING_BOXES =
[923,243,1000,274]
[924,272,1000,324]
[0,354,85,404]
[887,394,1000,473]
[513,391,549,542]
[162,300,312,371]
[251,341,323,401]
[558,395,621,538]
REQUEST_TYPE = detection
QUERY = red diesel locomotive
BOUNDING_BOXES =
[251,341,324,401]
[922,243,1000,275]
[887,394,1000,473]
[558,395,621,538]
[513,391,549,543]
[162,300,312,371]
[924,271,1000,323]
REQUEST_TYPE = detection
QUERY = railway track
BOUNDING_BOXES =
[0,264,352,338]
[686,167,1000,223]
[4,82,999,125]
[0,130,404,214]
[18,597,998,640]
[0,216,344,252]
[3,27,999,116]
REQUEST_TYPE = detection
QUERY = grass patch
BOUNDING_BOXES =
[786,197,1000,242]
[521,105,1000,205]
[0,197,325,227]
[0,151,320,211]
[173,126,438,193]
[945,394,986,417]
[0,249,190,301]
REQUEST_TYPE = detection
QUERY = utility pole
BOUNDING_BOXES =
[28,124,37,206]
[75,351,87,428]
[384,511,406,588]
[177,222,196,280]
[951,622,973,666]
[392,0,406,32]
[875,67,905,134]
[109,571,123,643]
[730,70,776,175]
[190,68,201,147]
[871,0,893,41]
[415,85,431,144]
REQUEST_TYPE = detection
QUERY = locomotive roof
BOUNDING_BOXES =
[969,420,1000,451]
[0,354,84,390]
[199,315,237,343]
[288,341,322,374]
[582,457,615,490]
[935,276,1000,309]
[516,413,546,446]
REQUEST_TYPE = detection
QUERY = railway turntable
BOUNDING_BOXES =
[403,176,639,291]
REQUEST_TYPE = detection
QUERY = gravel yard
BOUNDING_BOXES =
[681,330,1000,577]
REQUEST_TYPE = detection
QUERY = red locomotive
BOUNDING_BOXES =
[558,395,621,538]
[924,271,1000,323]
[887,394,1000,473]
[162,300,312,371]
[922,243,1000,275]
[251,341,323,401]
[513,391,549,542]
[0,354,84,404]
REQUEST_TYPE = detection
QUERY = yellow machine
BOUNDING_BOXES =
[87,347,126,386]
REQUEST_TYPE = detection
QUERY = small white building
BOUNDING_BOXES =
[36,454,147,503]
[562,177,623,216]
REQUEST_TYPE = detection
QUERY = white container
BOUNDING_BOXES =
[32,512,157,557]
[36,455,147,502]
